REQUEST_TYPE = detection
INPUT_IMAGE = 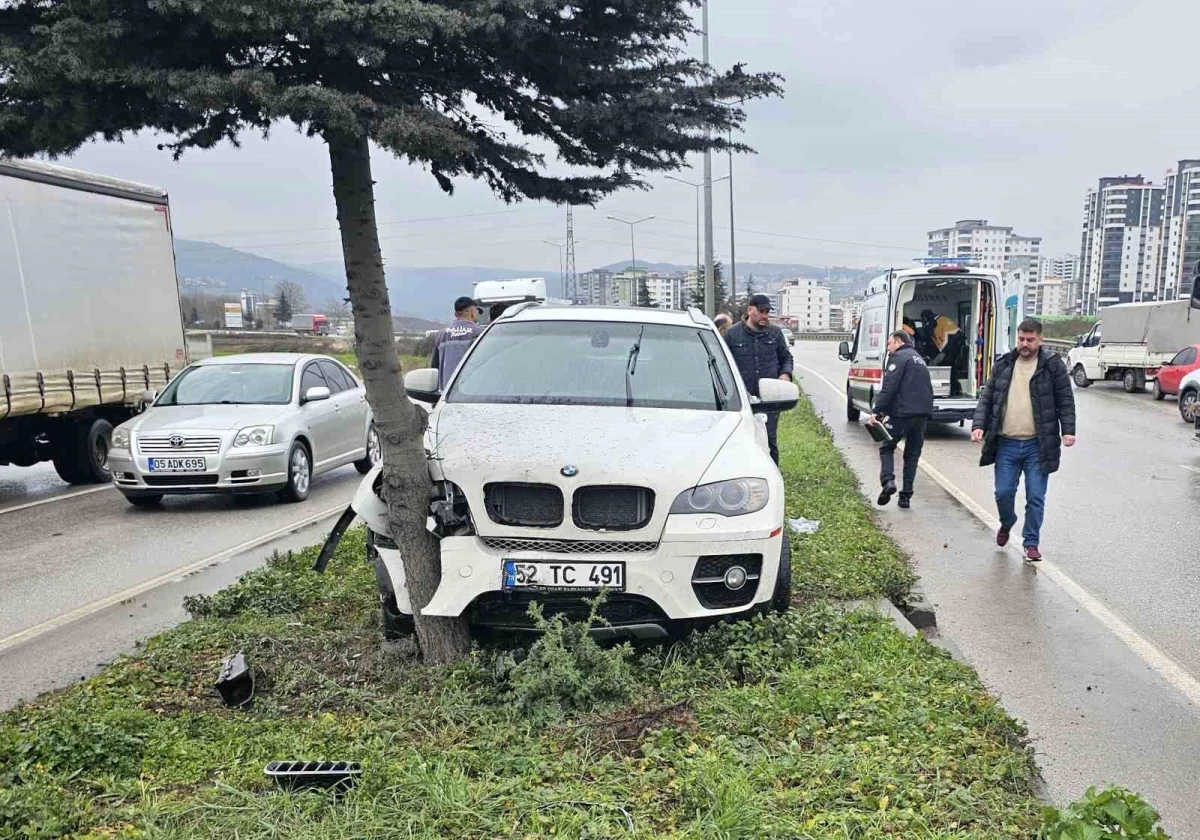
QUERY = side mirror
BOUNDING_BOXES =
[404,368,441,404]
[303,385,331,404]
[141,389,158,405]
[753,378,801,414]
[838,341,851,360]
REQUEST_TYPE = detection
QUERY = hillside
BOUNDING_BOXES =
[175,239,344,305]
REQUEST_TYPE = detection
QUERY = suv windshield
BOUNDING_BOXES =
[447,321,741,411]
[157,364,295,406]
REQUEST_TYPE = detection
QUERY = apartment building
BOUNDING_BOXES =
[778,279,831,331]
[927,219,1041,274]
[575,270,617,306]
[1158,160,1200,301]
[1079,176,1164,312]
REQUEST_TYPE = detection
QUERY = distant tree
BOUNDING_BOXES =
[637,279,655,308]
[0,0,780,664]
[189,305,200,325]
[274,289,294,325]
[693,262,730,314]
[275,281,308,315]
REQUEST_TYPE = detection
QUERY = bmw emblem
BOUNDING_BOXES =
[560,465,579,477]
[169,435,185,448]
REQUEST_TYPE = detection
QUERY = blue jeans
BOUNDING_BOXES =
[994,437,1049,548]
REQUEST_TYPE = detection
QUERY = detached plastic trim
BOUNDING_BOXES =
[264,761,362,792]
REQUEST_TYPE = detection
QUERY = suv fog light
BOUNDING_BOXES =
[724,566,747,591]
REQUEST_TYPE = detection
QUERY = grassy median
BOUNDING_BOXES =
[0,392,1056,839]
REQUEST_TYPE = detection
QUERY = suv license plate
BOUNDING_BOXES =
[148,457,207,472]
[502,560,625,593]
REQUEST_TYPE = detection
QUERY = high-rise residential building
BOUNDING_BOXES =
[575,270,616,306]
[643,272,687,310]
[927,219,1041,274]
[1157,160,1200,301]
[1035,254,1080,314]
[778,279,831,331]
[1079,176,1165,313]
[1025,275,1068,318]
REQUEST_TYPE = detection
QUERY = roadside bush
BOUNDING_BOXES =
[1039,787,1169,840]
[183,551,326,618]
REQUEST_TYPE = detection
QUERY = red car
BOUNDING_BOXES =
[1152,343,1200,400]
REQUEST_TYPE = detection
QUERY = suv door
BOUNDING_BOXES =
[318,360,368,459]
[298,362,340,467]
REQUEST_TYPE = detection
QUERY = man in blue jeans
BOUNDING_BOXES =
[971,318,1076,561]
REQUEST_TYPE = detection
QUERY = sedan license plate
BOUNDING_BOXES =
[147,457,207,472]
[502,560,625,593]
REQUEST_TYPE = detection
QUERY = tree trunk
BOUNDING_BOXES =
[325,130,471,665]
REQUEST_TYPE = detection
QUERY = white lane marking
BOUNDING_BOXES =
[795,361,1200,708]
[0,484,115,516]
[1181,465,1200,475]
[0,502,349,654]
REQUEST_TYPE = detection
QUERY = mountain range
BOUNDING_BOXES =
[175,239,880,321]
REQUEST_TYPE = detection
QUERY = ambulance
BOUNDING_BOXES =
[838,262,1007,424]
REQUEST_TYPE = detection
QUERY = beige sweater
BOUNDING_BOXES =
[1001,356,1038,440]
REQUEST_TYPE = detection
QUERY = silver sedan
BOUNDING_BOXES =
[109,353,379,506]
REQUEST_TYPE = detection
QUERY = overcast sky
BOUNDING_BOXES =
[58,0,1200,278]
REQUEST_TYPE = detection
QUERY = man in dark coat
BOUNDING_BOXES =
[870,331,934,509]
[724,294,794,464]
[971,317,1076,561]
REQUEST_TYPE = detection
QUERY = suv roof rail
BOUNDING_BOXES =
[686,307,711,326]
[496,300,542,319]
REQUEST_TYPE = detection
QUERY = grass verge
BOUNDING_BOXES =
[1,392,1071,839]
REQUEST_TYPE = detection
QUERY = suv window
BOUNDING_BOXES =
[448,320,742,411]
[300,364,329,396]
[318,360,353,392]
[1170,347,1197,367]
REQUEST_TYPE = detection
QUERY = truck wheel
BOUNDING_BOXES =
[277,442,312,503]
[771,530,792,614]
[1072,366,1091,388]
[355,423,381,475]
[1123,370,1140,393]
[52,418,114,485]
[1153,379,1166,401]
[1180,389,1200,423]
[846,388,861,422]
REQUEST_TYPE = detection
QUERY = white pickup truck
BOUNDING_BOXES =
[1067,300,1200,393]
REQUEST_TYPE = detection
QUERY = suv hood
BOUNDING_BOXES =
[128,404,288,433]
[430,403,744,536]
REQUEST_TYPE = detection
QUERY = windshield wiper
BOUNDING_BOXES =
[625,325,645,408]
[699,336,729,410]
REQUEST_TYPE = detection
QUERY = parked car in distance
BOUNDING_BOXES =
[109,353,379,506]
[1152,344,1200,403]
[1177,367,1200,425]
[340,303,801,641]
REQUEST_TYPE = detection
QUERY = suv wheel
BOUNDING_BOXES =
[355,423,381,475]
[1072,366,1091,388]
[1180,388,1200,424]
[846,388,861,422]
[772,530,792,614]
[278,442,311,502]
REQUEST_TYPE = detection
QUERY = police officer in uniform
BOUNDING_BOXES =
[869,330,934,509]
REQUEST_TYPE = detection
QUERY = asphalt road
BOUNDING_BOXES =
[0,462,362,708]
[791,340,1200,834]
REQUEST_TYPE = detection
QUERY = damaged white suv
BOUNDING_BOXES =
[347,304,800,639]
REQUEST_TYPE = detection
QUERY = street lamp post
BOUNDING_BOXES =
[665,174,728,309]
[542,240,566,298]
[728,127,737,308]
[701,0,714,317]
[607,214,656,305]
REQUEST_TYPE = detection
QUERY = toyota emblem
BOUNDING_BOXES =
[169,435,185,448]
[560,465,579,477]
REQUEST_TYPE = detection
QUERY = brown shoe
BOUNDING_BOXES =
[1024,546,1042,562]
[997,527,1011,547]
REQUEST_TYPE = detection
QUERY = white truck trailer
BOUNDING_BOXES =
[1067,300,1200,393]
[0,159,186,483]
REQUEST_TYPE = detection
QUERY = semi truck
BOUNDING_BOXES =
[1066,300,1200,393]
[0,159,186,484]
[292,313,329,335]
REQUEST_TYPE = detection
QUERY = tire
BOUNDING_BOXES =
[277,441,312,503]
[846,388,861,422]
[355,423,381,475]
[1153,379,1166,401]
[124,493,164,507]
[771,530,792,614]
[1123,370,1140,394]
[52,418,113,485]
[368,530,414,639]
[1072,366,1092,389]
[1179,389,1200,424]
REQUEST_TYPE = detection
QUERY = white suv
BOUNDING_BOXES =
[349,304,800,639]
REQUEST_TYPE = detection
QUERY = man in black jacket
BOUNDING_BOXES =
[971,318,1076,561]
[724,294,794,464]
[870,331,934,509]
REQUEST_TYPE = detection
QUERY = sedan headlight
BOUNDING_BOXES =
[111,428,131,450]
[233,425,274,447]
[669,478,769,517]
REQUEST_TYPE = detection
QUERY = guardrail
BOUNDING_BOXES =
[1043,338,1074,358]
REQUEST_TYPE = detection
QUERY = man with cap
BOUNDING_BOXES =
[723,294,794,464]
[431,296,483,391]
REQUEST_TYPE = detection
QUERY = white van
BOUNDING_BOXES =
[839,264,1006,424]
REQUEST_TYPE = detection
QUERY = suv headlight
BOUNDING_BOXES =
[669,478,769,517]
[111,428,131,450]
[233,425,274,447]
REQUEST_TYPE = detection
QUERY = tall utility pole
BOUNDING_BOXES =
[607,214,656,305]
[701,0,715,317]
[542,240,566,297]
[565,207,577,302]
[728,127,737,307]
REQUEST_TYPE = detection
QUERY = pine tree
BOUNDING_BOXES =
[0,0,781,664]
[637,278,655,308]
[274,289,294,325]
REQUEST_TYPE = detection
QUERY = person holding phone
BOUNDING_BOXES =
[869,330,934,509]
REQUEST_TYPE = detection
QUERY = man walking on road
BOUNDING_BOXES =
[971,318,1076,561]
[724,294,794,464]
[431,296,483,391]
[869,331,934,509]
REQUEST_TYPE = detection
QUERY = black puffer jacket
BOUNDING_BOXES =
[724,322,794,397]
[972,348,1076,473]
[872,345,934,418]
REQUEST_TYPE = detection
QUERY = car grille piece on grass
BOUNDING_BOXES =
[264,761,362,793]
